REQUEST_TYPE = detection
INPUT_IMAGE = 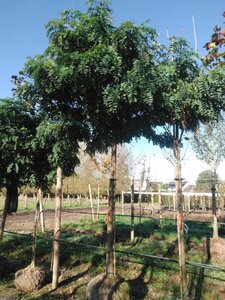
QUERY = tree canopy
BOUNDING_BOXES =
[0,98,37,212]
[14,0,173,152]
[191,119,225,168]
[195,169,218,193]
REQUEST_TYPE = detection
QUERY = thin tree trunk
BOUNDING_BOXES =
[38,188,45,233]
[121,191,124,215]
[173,124,187,298]
[151,193,154,209]
[88,184,95,221]
[52,166,62,289]
[130,182,135,243]
[31,193,40,267]
[158,184,162,227]
[211,156,218,238]
[97,187,100,220]
[106,143,117,278]
[0,196,10,242]
[138,192,142,225]
[212,179,218,238]
[24,193,28,209]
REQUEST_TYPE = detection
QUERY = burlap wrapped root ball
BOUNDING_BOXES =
[14,264,46,292]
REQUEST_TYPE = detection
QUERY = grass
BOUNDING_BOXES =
[0,195,107,212]
[1,212,225,299]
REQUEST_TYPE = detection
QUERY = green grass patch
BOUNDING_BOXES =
[1,215,225,299]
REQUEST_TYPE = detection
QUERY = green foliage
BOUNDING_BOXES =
[155,37,219,132]
[13,0,168,153]
[191,120,225,168]
[196,68,225,119]
[0,98,36,186]
[0,98,38,212]
[11,1,225,203]
[195,170,215,192]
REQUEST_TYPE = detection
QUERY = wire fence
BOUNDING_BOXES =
[3,225,225,282]
[61,208,225,225]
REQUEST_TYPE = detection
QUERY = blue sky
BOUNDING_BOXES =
[0,0,224,98]
[0,0,224,181]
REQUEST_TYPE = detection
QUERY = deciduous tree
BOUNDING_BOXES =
[191,120,225,237]
[14,1,168,282]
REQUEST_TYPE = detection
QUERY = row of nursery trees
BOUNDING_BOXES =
[0,1,225,298]
[17,143,132,197]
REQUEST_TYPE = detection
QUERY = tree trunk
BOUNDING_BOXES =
[31,193,40,267]
[211,158,218,238]
[88,184,95,221]
[138,192,142,225]
[97,187,100,220]
[121,191,124,215]
[0,179,18,242]
[130,182,135,243]
[158,184,162,227]
[0,196,9,242]
[24,193,28,209]
[52,166,62,289]
[173,124,187,298]
[38,189,45,233]
[5,179,18,213]
[212,180,218,238]
[106,144,117,278]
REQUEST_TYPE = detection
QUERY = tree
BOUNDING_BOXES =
[195,170,215,192]
[0,98,38,241]
[63,144,132,196]
[14,2,224,293]
[153,37,224,298]
[14,1,170,284]
[159,38,201,297]
[0,98,37,212]
[191,120,225,238]
[34,116,84,289]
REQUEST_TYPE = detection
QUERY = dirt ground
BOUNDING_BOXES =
[2,209,96,232]
[1,205,223,233]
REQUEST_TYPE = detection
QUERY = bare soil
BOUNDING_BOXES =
[2,205,224,233]
[2,209,97,232]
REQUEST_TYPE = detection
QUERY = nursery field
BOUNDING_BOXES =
[0,201,225,299]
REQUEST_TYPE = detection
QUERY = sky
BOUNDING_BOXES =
[1,0,224,182]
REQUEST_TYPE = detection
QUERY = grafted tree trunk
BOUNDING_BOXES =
[52,166,62,289]
[106,143,117,278]
[173,124,187,298]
